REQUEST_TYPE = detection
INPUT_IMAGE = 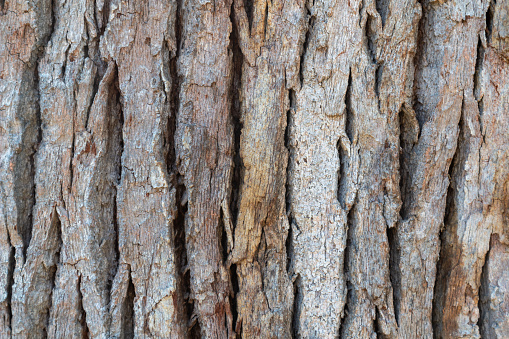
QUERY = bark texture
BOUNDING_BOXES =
[0,0,508,338]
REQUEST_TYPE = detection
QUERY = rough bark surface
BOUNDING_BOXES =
[0,0,508,338]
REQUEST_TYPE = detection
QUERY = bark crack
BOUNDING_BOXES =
[5,232,14,334]
[285,87,298,337]
[339,204,356,337]
[44,208,62,336]
[477,233,493,338]
[168,0,193,334]
[486,0,495,44]
[474,36,485,120]
[228,8,244,335]
[432,94,465,338]
[388,225,400,326]
[77,275,90,339]
[109,64,122,310]
[122,268,135,339]
[299,7,313,86]
[338,69,353,208]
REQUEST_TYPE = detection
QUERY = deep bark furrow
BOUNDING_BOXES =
[477,235,491,337]
[102,1,186,337]
[77,275,90,339]
[228,16,243,335]
[122,268,135,339]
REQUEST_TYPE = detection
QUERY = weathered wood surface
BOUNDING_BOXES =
[0,0,507,338]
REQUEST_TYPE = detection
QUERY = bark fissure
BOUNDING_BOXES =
[45,209,62,336]
[299,10,312,85]
[474,36,485,120]
[110,65,122,305]
[229,11,243,335]
[340,204,356,336]
[229,3,244,240]
[432,94,465,338]
[338,70,353,208]
[388,225,400,325]
[175,184,193,333]
[486,0,495,43]
[122,268,135,339]
[477,234,492,338]
[365,13,377,64]
[291,275,302,338]
[5,233,14,334]
[77,275,90,339]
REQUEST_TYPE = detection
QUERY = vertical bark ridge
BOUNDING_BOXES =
[49,59,121,338]
[288,0,360,335]
[12,0,107,336]
[397,0,488,337]
[231,0,307,336]
[175,0,235,336]
[0,0,53,335]
[434,1,509,336]
[15,0,121,335]
[475,9,509,335]
[101,1,186,337]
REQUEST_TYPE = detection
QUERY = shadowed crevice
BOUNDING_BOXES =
[77,276,90,339]
[365,13,377,64]
[339,204,356,337]
[432,95,465,338]
[338,70,353,208]
[474,36,485,120]
[285,87,298,338]
[228,7,244,336]
[478,233,494,338]
[45,208,63,336]
[122,269,135,339]
[291,275,302,338]
[485,0,495,43]
[375,64,383,110]
[388,226,400,326]
[375,0,388,27]
[108,63,122,309]
[229,5,244,236]
[299,7,313,86]
[166,0,193,332]
[6,233,15,334]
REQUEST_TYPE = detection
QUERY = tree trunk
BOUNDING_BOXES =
[0,0,507,338]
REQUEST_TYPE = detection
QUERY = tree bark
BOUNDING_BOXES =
[0,0,508,338]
